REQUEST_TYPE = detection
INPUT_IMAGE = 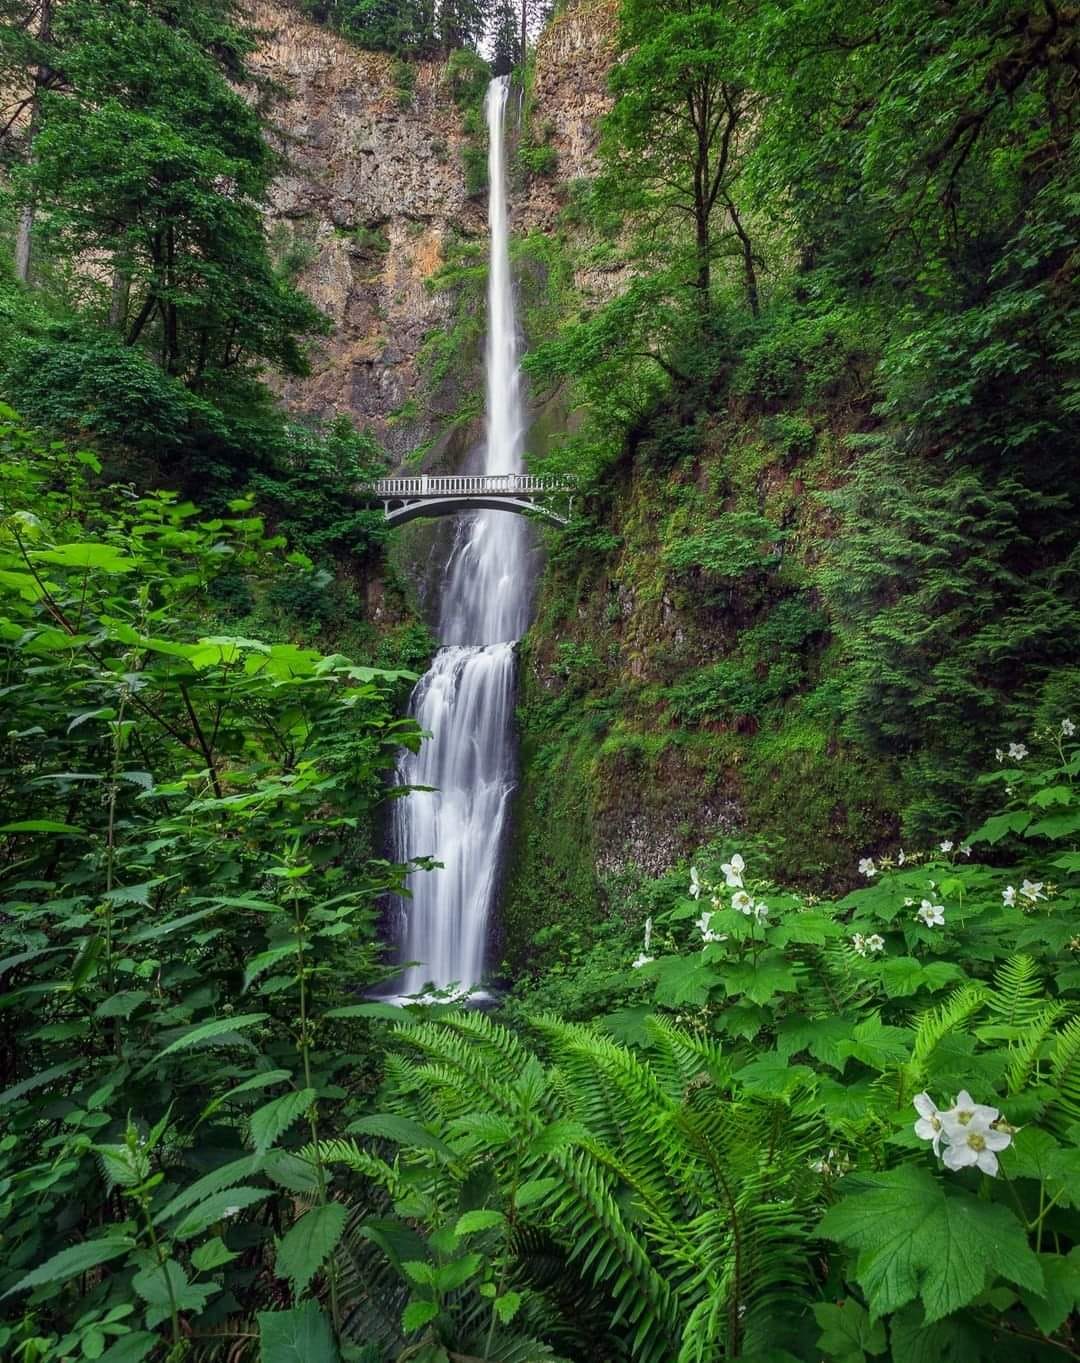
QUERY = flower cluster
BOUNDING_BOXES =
[995,741,1029,762]
[913,1091,1014,1176]
[851,932,885,957]
[1002,879,1050,909]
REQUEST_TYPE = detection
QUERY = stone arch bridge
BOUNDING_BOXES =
[361,474,573,527]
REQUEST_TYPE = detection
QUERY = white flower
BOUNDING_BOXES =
[960,844,971,858]
[866,933,885,954]
[942,1124,1012,1176]
[995,748,1005,763]
[689,867,702,900]
[1002,885,1017,907]
[709,895,722,909]
[643,917,653,951]
[631,952,654,969]
[913,1093,948,1156]
[858,857,877,878]
[943,1090,1000,1132]
[851,932,869,956]
[1019,879,1047,904]
[897,849,906,866]
[732,890,753,915]
[1063,718,1076,738]
[696,909,727,944]
[1007,742,1028,761]
[752,901,769,923]
[720,854,745,888]
[917,900,945,928]
[939,840,954,853]
[903,897,915,908]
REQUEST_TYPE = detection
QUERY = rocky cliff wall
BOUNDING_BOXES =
[250,1,484,457]
[251,0,620,457]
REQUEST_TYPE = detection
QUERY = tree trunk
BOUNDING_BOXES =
[108,270,130,329]
[724,194,759,318]
[695,208,711,302]
[14,0,54,286]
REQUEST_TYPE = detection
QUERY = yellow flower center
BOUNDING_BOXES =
[968,1132,986,1151]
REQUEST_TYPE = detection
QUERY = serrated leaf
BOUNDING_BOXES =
[813,1299,887,1359]
[153,1155,260,1225]
[2,1236,134,1298]
[173,1186,273,1239]
[820,1164,1043,1322]
[347,1113,456,1161]
[154,1012,267,1059]
[454,1209,505,1236]
[401,1299,439,1332]
[95,991,150,1019]
[258,1301,340,1363]
[192,1237,239,1272]
[1017,1250,1080,1335]
[275,1202,348,1296]
[250,1089,315,1155]
[243,946,298,992]
[493,1289,522,1323]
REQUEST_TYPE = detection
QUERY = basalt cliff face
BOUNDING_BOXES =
[251,0,618,459]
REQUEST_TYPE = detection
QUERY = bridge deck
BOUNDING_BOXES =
[366,474,569,496]
[360,474,574,528]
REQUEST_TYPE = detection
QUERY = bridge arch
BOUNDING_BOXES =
[383,495,568,527]
[360,474,573,529]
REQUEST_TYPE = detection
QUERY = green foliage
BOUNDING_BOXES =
[0,410,423,1356]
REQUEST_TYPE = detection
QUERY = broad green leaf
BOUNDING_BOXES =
[131,1259,214,1324]
[454,1209,505,1236]
[841,1015,912,1071]
[95,991,150,1019]
[1017,1250,1080,1335]
[734,1052,814,1100]
[0,1058,82,1108]
[34,543,136,573]
[820,1165,1043,1322]
[199,1069,293,1122]
[401,1299,439,1332]
[966,811,1031,844]
[887,1305,981,1363]
[250,1089,316,1155]
[191,1237,238,1272]
[173,1186,273,1239]
[274,1202,348,1296]
[154,1013,267,1059]
[347,1113,456,1162]
[243,946,298,991]
[0,820,86,835]
[493,1290,522,1324]
[2,1236,134,1298]
[435,1253,483,1292]
[96,1334,158,1363]
[323,1002,403,1021]
[153,1155,261,1225]
[813,1299,887,1361]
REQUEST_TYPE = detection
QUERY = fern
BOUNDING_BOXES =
[911,984,987,1071]
[983,956,1047,1032]
[1046,1016,1080,1135]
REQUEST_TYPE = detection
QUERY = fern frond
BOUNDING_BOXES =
[1046,1015,1080,1134]
[1005,1003,1069,1095]
[911,984,986,1070]
[984,955,1047,1031]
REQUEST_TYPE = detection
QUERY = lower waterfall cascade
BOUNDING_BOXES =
[389,74,532,997]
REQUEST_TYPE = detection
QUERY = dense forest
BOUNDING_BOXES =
[1,0,1079,1360]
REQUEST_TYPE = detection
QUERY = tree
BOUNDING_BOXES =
[3,0,325,389]
[603,0,761,313]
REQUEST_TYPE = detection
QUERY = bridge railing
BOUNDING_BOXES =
[365,474,571,497]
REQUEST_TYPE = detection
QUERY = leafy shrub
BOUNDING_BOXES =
[0,410,424,1359]
[665,657,801,725]
[664,510,785,579]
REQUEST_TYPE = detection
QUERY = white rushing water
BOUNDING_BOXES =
[390,76,531,996]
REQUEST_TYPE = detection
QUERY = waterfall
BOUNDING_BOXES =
[389,76,531,997]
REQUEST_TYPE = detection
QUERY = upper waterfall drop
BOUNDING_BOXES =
[389,75,534,997]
